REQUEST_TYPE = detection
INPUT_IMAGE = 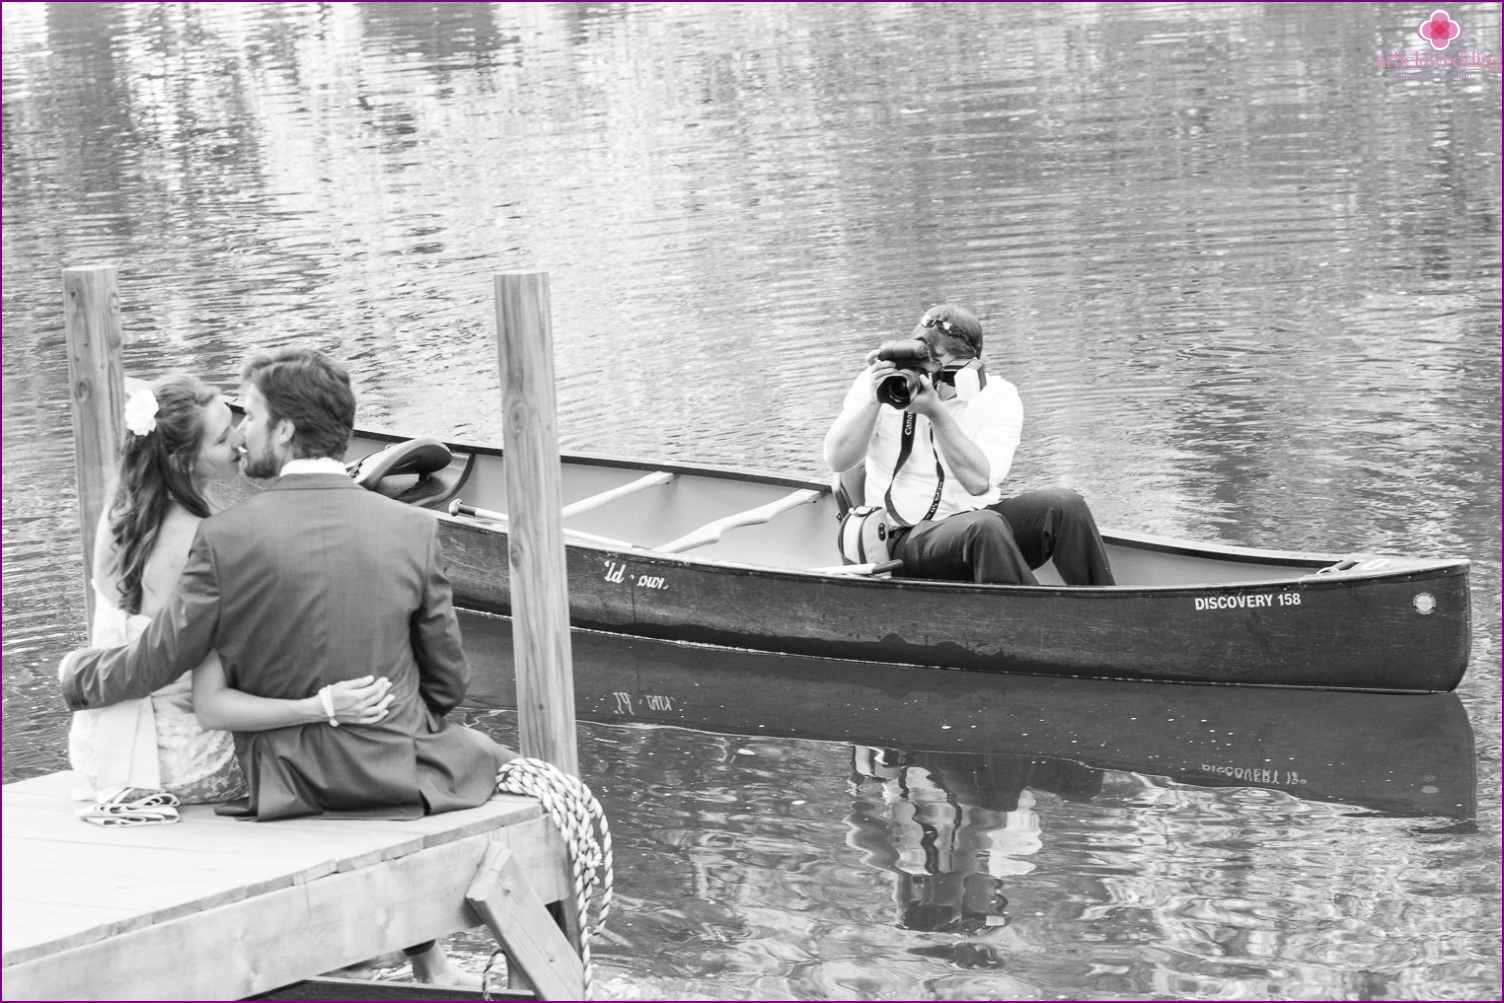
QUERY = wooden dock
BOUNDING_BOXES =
[2,771,582,1000]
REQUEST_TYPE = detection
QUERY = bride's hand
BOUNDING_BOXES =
[325,675,394,725]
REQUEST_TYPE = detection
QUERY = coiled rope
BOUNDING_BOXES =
[486,757,613,1000]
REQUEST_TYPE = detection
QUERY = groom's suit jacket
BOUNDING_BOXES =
[61,474,500,820]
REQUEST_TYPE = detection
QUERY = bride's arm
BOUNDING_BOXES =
[192,653,394,731]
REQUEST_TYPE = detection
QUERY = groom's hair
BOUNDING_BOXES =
[241,347,356,459]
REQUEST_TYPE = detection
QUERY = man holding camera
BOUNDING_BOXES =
[824,304,1115,586]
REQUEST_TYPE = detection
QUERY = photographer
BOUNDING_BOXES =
[824,304,1114,586]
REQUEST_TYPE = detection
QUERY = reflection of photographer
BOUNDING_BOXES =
[846,748,1042,940]
[824,305,1114,585]
[847,748,1103,941]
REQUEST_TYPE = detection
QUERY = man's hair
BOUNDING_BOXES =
[240,347,355,459]
[915,304,984,359]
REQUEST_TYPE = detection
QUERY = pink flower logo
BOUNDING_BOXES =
[1417,9,1462,50]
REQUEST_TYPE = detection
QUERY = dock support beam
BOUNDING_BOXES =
[494,271,579,776]
[466,844,585,1000]
[63,264,126,626]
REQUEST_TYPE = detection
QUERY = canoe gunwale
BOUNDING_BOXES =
[1102,526,1469,571]
[352,422,830,492]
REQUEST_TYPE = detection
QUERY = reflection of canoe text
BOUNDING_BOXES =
[610,691,676,715]
[1199,764,1309,785]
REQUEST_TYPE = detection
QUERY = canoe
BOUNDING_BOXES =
[457,610,1477,821]
[342,426,1471,693]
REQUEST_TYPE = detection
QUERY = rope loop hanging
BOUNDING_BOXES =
[485,757,614,1000]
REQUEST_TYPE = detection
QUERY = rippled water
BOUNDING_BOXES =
[3,3,1499,999]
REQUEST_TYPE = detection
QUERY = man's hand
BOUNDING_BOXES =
[905,371,943,417]
[855,356,899,406]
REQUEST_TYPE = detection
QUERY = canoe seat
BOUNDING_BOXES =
[348,438,472,510]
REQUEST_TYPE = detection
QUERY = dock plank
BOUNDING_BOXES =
[3,902,142,950]
[3,772,570,1000]
[2,793,539,867]
[5,826,558,999]
[1,804,354,878]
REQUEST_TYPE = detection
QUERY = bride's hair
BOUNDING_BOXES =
[108,374,218,614]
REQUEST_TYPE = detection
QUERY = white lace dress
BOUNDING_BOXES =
[67,589,247,804]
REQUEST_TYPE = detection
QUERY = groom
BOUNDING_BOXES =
[59,347,511,821]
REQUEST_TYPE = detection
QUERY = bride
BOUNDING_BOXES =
[68,374,391,803]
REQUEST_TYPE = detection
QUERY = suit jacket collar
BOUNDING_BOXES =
[266,473,361,492]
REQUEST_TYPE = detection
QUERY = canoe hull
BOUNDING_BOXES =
[333,425,1470,693]
[439,515,1470,692]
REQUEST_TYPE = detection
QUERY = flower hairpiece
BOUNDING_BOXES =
[123,387,160,438]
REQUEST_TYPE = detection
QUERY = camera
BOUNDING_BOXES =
[874,339,935,409]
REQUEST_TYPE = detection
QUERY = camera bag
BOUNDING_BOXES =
[837,505,892,564]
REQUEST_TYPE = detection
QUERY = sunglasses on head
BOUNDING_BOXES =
[918,313,956,335]
[919,313,978,354]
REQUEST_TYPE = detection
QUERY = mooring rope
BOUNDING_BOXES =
[486,757,614,1000]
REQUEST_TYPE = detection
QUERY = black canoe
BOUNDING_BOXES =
[341,426,1471,693]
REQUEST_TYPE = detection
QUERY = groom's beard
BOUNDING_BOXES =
[241,442,285,480]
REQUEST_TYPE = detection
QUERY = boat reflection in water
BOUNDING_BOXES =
[460,609,1477,823]
[461,610,1474,967]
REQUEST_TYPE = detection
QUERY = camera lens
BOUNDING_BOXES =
[877,370,922,409]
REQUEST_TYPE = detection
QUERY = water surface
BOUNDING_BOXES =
[3,3,1498,999]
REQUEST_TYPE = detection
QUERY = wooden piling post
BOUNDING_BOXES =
[63,264,126,626]
[494,271,578,776]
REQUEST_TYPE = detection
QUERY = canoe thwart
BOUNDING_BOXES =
[657,488,825,554]
[561,471,676,519]
[449,500,638,551]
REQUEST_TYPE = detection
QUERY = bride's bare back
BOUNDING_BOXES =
[93,503,203,618]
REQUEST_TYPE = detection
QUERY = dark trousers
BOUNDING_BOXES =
[891,488,1115,586]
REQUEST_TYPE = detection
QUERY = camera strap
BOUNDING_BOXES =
[883,411,945,528]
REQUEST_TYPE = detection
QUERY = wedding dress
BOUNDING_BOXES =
[67,587,246,803]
